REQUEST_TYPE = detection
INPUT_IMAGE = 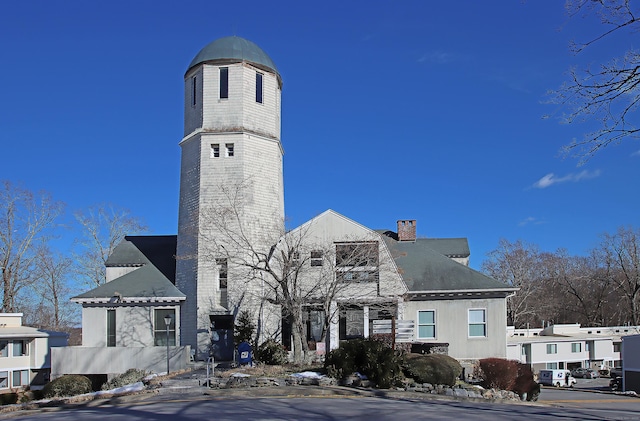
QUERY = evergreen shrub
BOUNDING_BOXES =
[402,353,462,387]
[101,368,149,390]
[255,339,288,365]
[324,338,403,388]
[43,375,92,398]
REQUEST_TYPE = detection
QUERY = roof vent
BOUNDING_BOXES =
[397,220,416,242]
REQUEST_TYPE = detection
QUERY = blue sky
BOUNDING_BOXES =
[1,1,639,269]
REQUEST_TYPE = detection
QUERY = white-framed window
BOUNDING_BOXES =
[12,340,28,357]
[154,308,176,346]
[216,258,227,289]
[211,144,220,158]
[468,309,486,337]
[256,72,263,103]
[546,362,558,370]
[0,371,7,388]
[547,344,558,354]
[107,309,116,347]
[191,75,197,106]
[571,342,582,353]
[220,67,228,99]
[310,250,323,266]
[0,341,7,358]
[418,310,436,339]
[225,143,234,157]
[614,342,621,352]
[12,370,28,387]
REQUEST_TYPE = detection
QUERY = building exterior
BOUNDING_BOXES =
[506,323,639,372]
[52,236,190,378]
[0,313,67,392]
[56,36,515,378]
[621,334,640,393]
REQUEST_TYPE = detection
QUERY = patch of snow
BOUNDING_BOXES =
[289,371,325,379]
[231,373,252,378]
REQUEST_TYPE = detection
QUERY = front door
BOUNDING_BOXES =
[210,315,234,361]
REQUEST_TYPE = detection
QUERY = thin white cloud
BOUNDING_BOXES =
[518,217,546,227]
[532,169,601,189]
[631,150,640,157]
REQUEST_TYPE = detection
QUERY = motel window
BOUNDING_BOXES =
[547,344,558,354]
[418,310,436,339]
[0,371,7,389]
[571,343,582,353]
[226,143,234,157]
[107,309,116,347]
[12,370,28,387]
[211,144,220,158]
[468,309,486,337]
[154,309,176,346]
[220,67,228,99]
[256,72,263,103]
[216,258,228,289]
[12,340,28,357]
[0,341,7,358]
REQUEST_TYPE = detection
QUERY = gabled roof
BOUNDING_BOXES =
[106,235,177,283]
[74,235,184,304]
[381,235,515,295]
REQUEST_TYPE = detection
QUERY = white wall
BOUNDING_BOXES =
[404,297,507,360]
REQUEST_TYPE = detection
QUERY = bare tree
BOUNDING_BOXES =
[550,0,640,163]
[598,226,640,324]
[542,249,615,326]
[199,181,398,363]
[0,181,64,312]
[74,204,147,287]
[31,244,77,329]
[482,239,542,327]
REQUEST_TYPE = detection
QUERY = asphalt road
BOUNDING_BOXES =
[1,394,639,421]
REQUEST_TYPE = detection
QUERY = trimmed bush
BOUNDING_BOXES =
[43,375,92,398]
[255,339,288,365]
[402,353,462,387]
[101,368,149,391]
[324,338,404,388]
[476,358,539,401]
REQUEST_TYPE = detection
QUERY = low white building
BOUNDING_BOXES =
[0,313,68,392]
[506,323,639,372]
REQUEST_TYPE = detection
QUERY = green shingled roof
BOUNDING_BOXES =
[188,36,280,77]
[381,235,511,293]
[75,235,184,301]
[73,264,184,301]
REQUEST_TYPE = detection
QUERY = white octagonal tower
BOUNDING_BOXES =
[176,37,284,360]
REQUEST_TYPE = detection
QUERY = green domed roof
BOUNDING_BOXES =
[188,36,279,76]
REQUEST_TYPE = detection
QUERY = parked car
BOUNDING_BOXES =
[571,368,599,379]
[610,367,622,378]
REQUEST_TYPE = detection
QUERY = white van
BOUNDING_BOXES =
[538,369,577,387]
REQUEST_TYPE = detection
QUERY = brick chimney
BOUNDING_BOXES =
[397,220,416,241]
